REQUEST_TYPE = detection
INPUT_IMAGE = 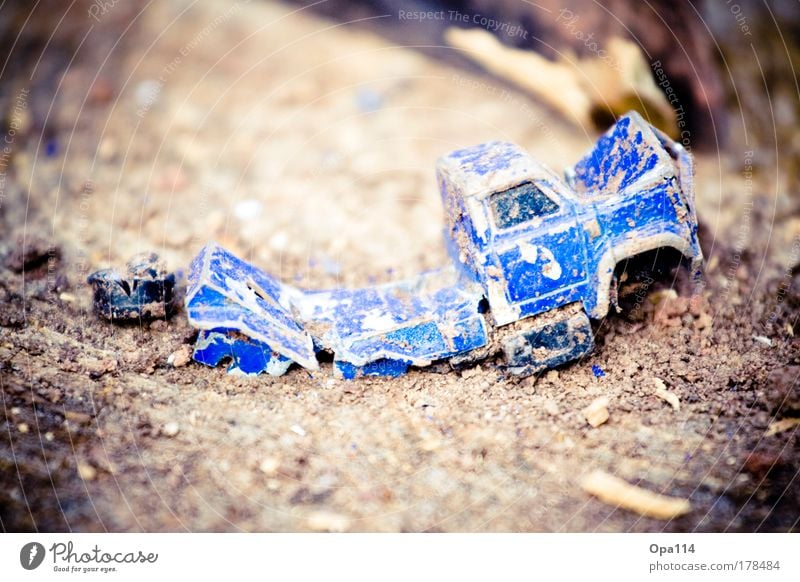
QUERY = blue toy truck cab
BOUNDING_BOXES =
[186,112,703,379]
[438,111,701,327]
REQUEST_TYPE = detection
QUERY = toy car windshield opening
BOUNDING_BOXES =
[489,182,559,230]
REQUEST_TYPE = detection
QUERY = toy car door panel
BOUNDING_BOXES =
[488,182,588,303]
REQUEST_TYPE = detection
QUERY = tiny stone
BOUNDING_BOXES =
[269,231,288,252]
[259,457,280,476]
[17,422,29,433]
[162,422,180,437]
[65,411,92,424]
[168,345,192,368]
[59,292,77,303]
[307,511,351,532]
[290,424,306,437]
[77,463,97,480]
[420,438,441,451]
[10,407,20,415]
[583,397,610,428]
[233,199,263,221]
[45,432,54,442]
[546,370,559,382]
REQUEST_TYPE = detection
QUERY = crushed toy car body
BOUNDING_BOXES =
[186,111,702,379]
[88,252,177,321]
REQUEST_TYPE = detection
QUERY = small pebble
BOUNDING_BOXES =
[419,438,441,451]
[162,422,180,437]
[44,432,54,442]
[653,378,680,411]
[77,463,97,480]
[17,423,29,433]
[583,397,610,428]
[233,199,263,221]
[65,410,92,424]
[167,345,192,368]
[59,292,77,303]
[259,457,280,476]
[307,511,351,532]
[269,231,288,252]
[290,424,306,437]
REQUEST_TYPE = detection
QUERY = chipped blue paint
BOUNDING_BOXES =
[193,329,292,376]
[187,111,703,378]
[573,114,661,194]
[335,358,410,380]
[447,140,528,176]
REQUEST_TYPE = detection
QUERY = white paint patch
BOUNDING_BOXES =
[519,243,562,280]
[519,243,538,264]
[467,198,489,243]
[539,247,562,280]
[361,309,397,331]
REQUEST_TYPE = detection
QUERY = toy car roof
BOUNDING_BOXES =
[436,140,555,200]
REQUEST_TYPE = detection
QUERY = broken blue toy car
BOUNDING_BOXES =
[186,111,702,379]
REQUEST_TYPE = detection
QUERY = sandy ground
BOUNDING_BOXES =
[1,0,798,532]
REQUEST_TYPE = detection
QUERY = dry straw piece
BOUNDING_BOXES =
[580,470,692,520]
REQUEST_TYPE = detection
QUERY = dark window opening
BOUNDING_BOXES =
[489,182,558,229]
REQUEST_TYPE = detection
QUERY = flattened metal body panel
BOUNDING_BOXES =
[185,243,318,371]
[186,244,488,377]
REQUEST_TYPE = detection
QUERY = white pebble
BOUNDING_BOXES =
[162,422,180,437]
[233,199,263,221]
[259,457,280,476]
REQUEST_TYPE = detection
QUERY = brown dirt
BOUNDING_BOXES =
[1,0,798,532]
